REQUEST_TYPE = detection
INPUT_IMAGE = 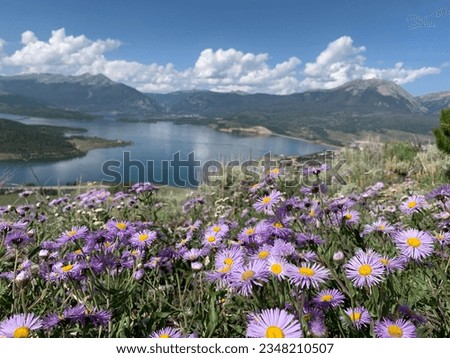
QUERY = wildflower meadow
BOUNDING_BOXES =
[0,143,450,339]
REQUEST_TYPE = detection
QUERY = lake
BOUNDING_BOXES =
[0,114,330,187]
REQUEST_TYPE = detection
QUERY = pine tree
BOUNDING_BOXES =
[434,108,450,154]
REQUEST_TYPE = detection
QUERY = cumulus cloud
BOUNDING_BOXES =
[0,29,442,94]
[301,36,441,90]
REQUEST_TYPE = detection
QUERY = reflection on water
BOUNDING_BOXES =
[0,114,330,186]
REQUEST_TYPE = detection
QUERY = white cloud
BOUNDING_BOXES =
[0,29,442,94]
[301,36,441,90]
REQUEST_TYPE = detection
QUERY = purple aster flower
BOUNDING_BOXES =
[362,219,396,236]
[379,255,407,272]
[296,233,324,246]
[253,190,283,214]
[308,315,327,337]
[394,229,434,261]
[87,309,112,327]
[206,223,229,238]
[63,305,86,323]
[286,262,330,289]
[427,184,450,200]
[0,313,42,338]
[131,182,158,194]
[229,260,269,296]
[130,230,157,249]
[41,314,61,330]
[214,246,245,269]
[5,230,33,248]
[400,195,427,214]
[246,308,303,338]
[251,244,274,261]
[340,307,371,330]
[149,327,183,338]
[298,250,318,262]
[345,251,385,288]
[57,226,88,245]
[266,256,289,280]
[50,262,84,282]
[312,289,345,309]
[333,251,345,262]
[272,239,296,257]
[374,318,416,338]
[202,231,223,247]
[433,231,450,246]
[340,210,360,225]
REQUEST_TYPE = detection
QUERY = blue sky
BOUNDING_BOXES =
[0,0,448,95]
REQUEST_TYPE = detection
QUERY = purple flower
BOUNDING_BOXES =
[362,219,396,236]
[286,262,330,289]
[374,318,416,338]
[0,313,42,338]
[427,184,450,200]
[57,226,88,245]
[400,195,426,214]
[149,327,183,338]
[312,289,345,309]
[246,308,303,338]
[229,260,269,296]
[5,230,33,248]
[130,230,157,249]
[266,256,289,280]
[63,305,86,323]
[433,231,450,246]
[253,190,283,214]
[340,307,371,330]
[394,229,434,261]
[345,251,385,288]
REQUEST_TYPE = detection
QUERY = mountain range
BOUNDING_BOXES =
[0,73,449,145]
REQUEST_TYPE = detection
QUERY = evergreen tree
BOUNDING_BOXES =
[434,108,450,154]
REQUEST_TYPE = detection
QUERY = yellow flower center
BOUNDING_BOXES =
[219,265,231,273]
[67,230,77,237]
[13,326,30,338]
[258,251,270,260]
[380,258,389,265]
[62,264,74,272]
[407,201,417,209]
[387,325,404,338]
[116,222,127,230]
[265,326,285,338]
[436,234,444,240]
[358,264,372,276]
[271,168,280,175]
[273,222,283,229]
[378,225,385,230]
[299,267,315,277]
[213,226,221,233]
[74,249,82,255]
[270,263,283,275]
[139,233,149,242]
[104,241,112,247]
[223,257,234,266]
[309,210,315,217]
[245,228,255,235]
[262,196,271,204]
[207,236,216,243]
[159,334,170,338]
[131,250,139,255]
[349,312,361,321]
[241,270,255,281]
[344,213,353,220]
[407,237,421,248]
[321,294,333,302]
